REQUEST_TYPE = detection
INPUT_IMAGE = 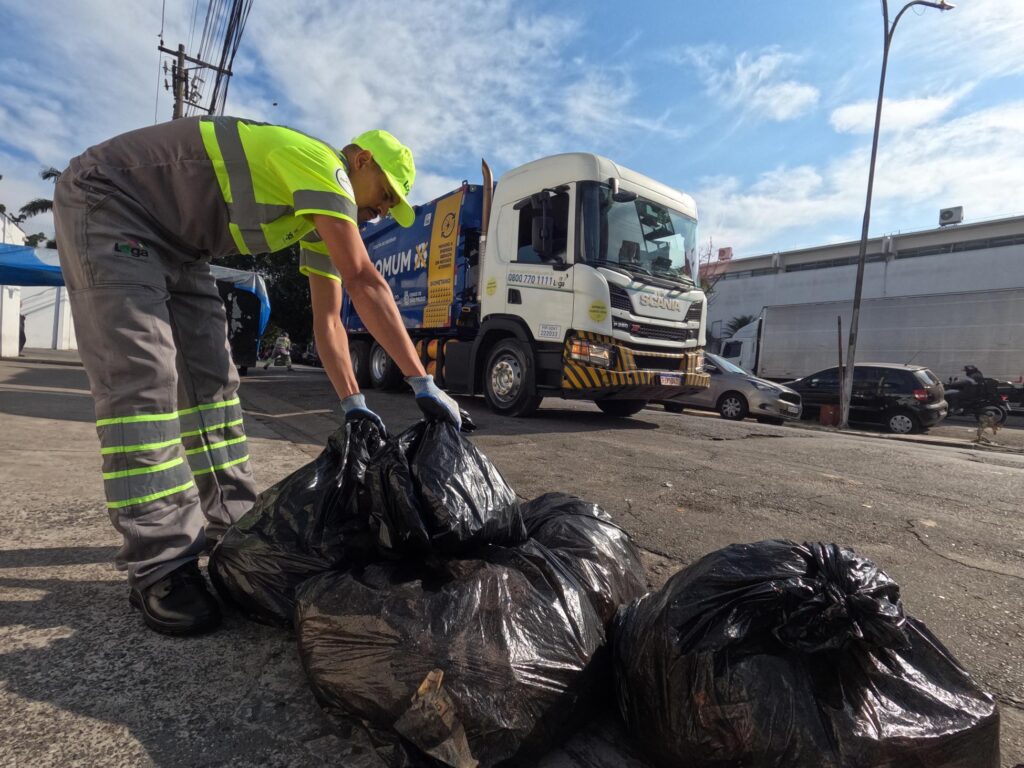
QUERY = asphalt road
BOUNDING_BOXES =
[2,358,1022,766]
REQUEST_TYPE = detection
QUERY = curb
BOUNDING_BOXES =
[1,355,83,368]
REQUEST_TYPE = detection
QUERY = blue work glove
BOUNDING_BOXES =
[407,375,464,431]
[339,393,386,435]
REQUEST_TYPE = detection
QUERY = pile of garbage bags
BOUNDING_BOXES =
[211,418,647,765]
[612,539,1001,768]
[211,417,999,767]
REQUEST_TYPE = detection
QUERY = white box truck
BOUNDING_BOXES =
[720,289,1024,383]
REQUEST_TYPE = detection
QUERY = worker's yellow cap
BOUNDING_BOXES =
[351,129,416,227]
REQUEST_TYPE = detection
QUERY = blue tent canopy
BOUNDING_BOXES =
[0,244,271,336]
[0,244,64,287]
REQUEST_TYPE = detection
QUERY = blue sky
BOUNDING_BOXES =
[1,0,1021,258]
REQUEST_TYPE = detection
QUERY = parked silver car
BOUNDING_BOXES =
[662,353,802,423]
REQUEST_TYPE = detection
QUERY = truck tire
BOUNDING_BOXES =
[596,399,647,417]
[238,366,248,377]
[483,339,542,417]
[350,340,371,388]
[663,402,685,414]
[717,392,749,421]
[369,342,403,390]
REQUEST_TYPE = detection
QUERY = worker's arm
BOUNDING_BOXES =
[312,215,463,429]
[308,273,359,399]
[312,215,425,380]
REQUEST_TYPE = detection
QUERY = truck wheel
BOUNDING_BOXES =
[350,340,371,388]
[484,339,542,417]
[596,399,647,417]
[663,402,685,414]
[369,342,403,390]
[717,392,749,421]
[238,366,248,377]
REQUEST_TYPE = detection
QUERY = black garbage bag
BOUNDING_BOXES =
[295,538,608,767]
[519,492,646,628]
[612,540,1000,768]
[366,420,525,556]
[209,418,386,626]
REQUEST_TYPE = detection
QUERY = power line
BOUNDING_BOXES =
[158,0,253,120]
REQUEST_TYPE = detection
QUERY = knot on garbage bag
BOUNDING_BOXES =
[774,542,909,653]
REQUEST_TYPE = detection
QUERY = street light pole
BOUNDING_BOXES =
[840,0,954,429]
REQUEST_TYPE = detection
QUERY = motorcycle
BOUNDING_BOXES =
[945,377,1010,424]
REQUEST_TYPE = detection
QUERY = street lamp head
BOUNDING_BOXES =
[921,0,955,9]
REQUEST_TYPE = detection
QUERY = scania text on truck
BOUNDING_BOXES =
[344,153,711,417]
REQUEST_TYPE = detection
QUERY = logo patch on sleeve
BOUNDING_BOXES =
[335,167,354,199]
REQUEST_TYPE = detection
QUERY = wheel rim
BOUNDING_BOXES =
[351,350,361,378]
[371,346,389,381]
[890,414,914,433]
[490,354,523,404]
[721,397,742,418]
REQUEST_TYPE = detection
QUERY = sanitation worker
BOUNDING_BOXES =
[53,116,460,635]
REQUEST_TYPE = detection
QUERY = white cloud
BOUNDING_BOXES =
[698,102,1024,255]
[895,0,1024,83]
[830,92,963,134]
[233,0,674,175]
[682,45,820,122]
[0,0,681,236]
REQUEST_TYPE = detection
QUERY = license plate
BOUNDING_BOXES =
[660,374,682,386]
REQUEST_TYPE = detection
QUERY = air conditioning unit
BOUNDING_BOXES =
[939,206,963,226]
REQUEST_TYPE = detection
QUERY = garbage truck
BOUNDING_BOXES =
[343,153,710,417]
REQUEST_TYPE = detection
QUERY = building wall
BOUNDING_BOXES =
[0,213,26,357]
[706,216,1024,343]
[22,285,76,350]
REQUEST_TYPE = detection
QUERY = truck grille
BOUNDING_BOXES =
[631,322,697,342]
[685,301,703,322]
[779,391,801,405]
[609,285,633,312]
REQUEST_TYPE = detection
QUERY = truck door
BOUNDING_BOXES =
[503,188,574,342]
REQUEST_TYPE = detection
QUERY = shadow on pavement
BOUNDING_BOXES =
[0,363,95,424]
[0,547,338,767]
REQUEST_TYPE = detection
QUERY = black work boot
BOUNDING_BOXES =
[128,561,221,636]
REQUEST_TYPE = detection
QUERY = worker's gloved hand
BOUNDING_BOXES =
[339,393,386,435]
[407,375,463,431]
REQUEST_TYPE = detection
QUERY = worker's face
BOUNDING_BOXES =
[350,150,399,223]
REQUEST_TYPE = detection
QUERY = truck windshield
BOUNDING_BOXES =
[578,181,698,285]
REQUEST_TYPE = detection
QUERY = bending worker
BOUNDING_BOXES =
[53,116,459,636]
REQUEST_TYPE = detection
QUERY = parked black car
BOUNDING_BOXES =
[786,363,947,434]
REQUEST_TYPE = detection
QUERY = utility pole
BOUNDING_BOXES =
[159,43,234,120]
[839,0,954,428]
[172,44,186,119]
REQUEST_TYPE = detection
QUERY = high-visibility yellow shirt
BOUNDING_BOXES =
[199,116,354,282]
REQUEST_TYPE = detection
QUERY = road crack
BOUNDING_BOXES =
[906,522,1024,581]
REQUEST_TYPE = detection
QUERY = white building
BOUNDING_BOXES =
[706,214,1024,371]
[0,212,27,358]
[0,211,76,356]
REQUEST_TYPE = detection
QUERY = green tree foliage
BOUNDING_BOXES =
[724,314,758,337]
[213,244,314,346]
[17,167,62,221]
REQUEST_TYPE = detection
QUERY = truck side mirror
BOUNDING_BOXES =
[532,212,553,260]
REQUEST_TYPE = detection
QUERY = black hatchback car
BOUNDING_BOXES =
[786,363,947,433]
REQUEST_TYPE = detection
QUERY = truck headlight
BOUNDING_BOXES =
[569,339,615,368]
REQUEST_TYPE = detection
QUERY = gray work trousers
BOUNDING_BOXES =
[53,172,257,588]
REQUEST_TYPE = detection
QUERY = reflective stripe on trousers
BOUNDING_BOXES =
[98,397,250,509]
